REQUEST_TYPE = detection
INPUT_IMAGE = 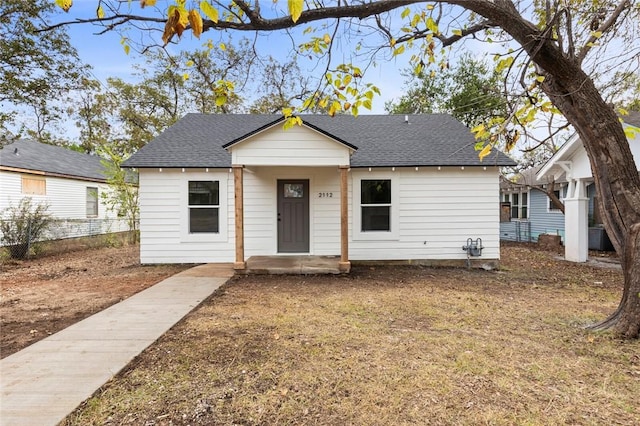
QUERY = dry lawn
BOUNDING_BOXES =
[64,243,639,425]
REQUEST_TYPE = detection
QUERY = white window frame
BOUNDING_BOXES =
[86,187,98,218]
[506,190,529,220]
[180,172,228,243]
[352,172,399,241]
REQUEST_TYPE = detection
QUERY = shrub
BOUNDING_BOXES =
[0,198,52,259]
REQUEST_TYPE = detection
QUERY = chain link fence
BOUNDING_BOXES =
[1,218,136,259]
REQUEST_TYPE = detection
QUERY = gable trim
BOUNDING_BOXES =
[222,116,358,152]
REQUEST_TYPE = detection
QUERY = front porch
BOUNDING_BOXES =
[241,255,346,275]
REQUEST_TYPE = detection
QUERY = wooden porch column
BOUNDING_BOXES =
[339,166,351,272]
[233,165,246,270]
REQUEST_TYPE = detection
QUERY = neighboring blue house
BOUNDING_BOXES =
[499,167,567,243]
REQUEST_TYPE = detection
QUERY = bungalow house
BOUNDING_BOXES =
[536,111,640,262]
[0,140,130,240]
[123,114,515,271]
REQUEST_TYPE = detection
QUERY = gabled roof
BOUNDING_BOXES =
[537,111,640,181]
[0,140,107,182]
[500,165,567,190]
[123,113,516,168]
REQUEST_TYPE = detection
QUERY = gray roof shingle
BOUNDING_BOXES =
[123,113,516,168]
[0,140,107,181]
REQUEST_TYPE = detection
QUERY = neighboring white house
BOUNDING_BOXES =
[537,111,640,262]
[123,114,515,270]
[0,140,129,239]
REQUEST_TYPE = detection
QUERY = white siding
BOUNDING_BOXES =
[349,167,501,261]
[138,169,234,264]
[230,124,351,166]
[243,166,341,256]
[136,166,502,264]
[0,170,114,220]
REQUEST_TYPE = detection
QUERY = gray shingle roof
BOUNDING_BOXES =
[123,113,516,168]
[0,140,107,181]
[623,110,640,127]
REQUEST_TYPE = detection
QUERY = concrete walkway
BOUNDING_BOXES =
[0,263,234,426]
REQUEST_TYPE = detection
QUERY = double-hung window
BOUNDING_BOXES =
[361,179,391,231]
[505,191,528,220]
[86,187,98,217]
[188,181,219,233]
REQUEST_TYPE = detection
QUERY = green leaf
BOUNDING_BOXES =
[200,1,219,23]
[289,0,303,23]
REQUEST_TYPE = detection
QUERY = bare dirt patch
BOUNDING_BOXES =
[62,242,639,426]
[0,244,189,358]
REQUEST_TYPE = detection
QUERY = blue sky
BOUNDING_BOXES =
[62,0,416,114]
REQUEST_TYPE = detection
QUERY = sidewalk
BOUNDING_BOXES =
[0,263,234,426]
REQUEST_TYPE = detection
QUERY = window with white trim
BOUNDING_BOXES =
[361,179,391,231]
[86,187,98,217]
[505,191,528,220]
[188,181,219,233]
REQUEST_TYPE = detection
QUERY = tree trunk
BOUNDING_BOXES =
[456,0,640,338]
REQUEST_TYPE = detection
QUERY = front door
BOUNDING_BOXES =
[277,179,310,253]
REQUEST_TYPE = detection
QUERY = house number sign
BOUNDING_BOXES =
[318,192,334,198]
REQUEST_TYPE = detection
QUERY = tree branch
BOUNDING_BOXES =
[577,0,631,63]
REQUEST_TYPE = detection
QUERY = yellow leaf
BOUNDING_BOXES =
[427,4,434,10]
[323,33,331,44]
[200,1,219,23]
[591,31,603,38]
[219,42,226,51]
[123,44,130,55]
[182,73,189,81]
[478,144,492,162]
[452,29,462,36]
[471,123,485,134]
[362,99,372,110]
[401,7,411,19]
[393,44,405,56]
[97,5,105,19]
[289,0,303,23]
[282,107,293,117]
[55,0,73,12]
[140,0,156,7]
[186,60,194,67]
[535,75,545,82]
[618,107,629,116]
[426,17,439,34]
[189,9,203,39]
[215,96,226,107]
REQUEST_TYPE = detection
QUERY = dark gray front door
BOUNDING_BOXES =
[277,179,310,253]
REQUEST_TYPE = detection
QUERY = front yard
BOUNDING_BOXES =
[61,243,638,425]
